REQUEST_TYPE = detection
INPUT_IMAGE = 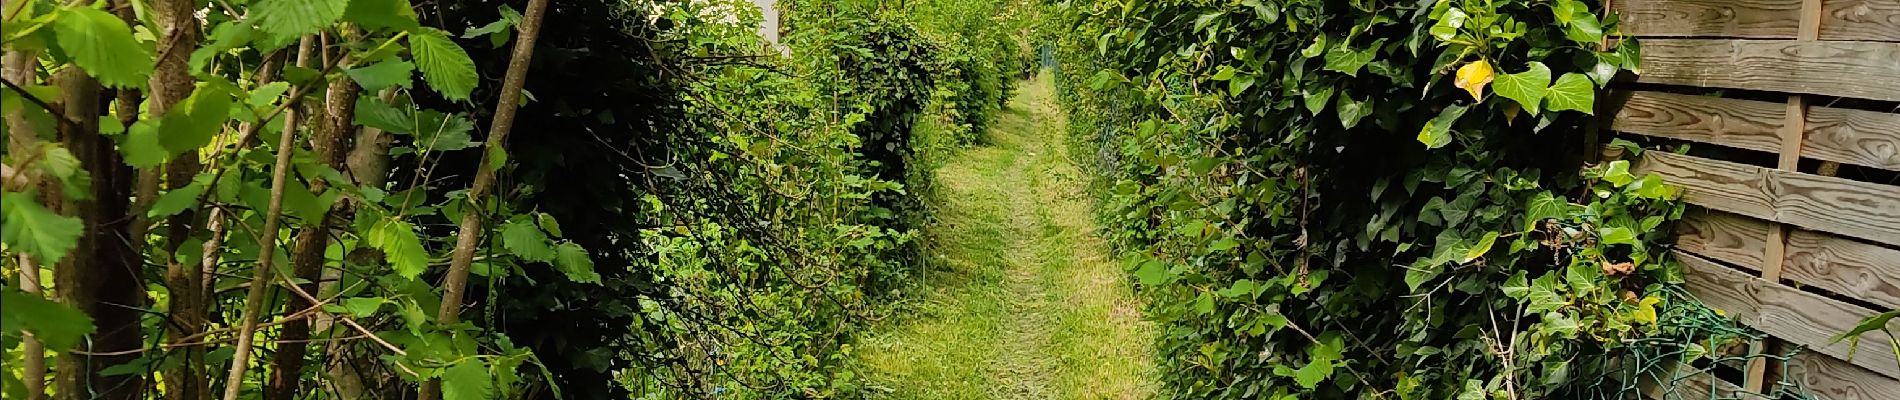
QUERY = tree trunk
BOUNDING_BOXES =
[267,69,361,400]
[2,44,48,400]
[52,66,146,400]
[322,88,397,400]
[146,0,207,398]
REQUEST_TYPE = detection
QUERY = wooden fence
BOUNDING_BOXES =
[1604,0,1900,398]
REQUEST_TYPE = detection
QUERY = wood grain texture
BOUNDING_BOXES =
[1822,0,1900,41]
[1804,106,1900,170]
[1637,39,1900,102]
[1613,0,1801,38]
[1634,151,1900,246]
[1613,91,1785,153]
[1770,170,1900,246]
[1631,151,1776,218]
[1678,251,1900,380]
[1675,208,1771,270]
[1783,229,1900,309]
[1782,351,1900,400]
[1637,360,1752,399]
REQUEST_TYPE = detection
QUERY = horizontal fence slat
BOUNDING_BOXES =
[1785,229,1900,310]
[1822,0,1900,42]
[1804,105,1900,170]
[1784,348,1900,399]
[1637,360,1752,399]
[1678,251,1900,380]
[1613,0,1802,38]
[1634,151,1900,246]
[1676,208,1771,269]
[1637,39,1900,101]
[1771,169,1900,246]
[1630,151,1776,218]
[1613,91,1786,153]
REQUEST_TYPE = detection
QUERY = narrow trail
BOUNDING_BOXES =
[858,76,1157,399]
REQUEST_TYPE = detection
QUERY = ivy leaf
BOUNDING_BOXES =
[1301,34,1328,58]
[553,242,600,284]
[442,359,493,400]
[410,28,479,101]
[1461,231,1500,263]
[1523,191,1568,231]
[1830,310,1900,345]
[1565,14,1605,44]
[1543,73,1595,114]
[252,0,349,39]
[1551,0,1586,24]
[1417,104,1469,149]
[2,191,84,265]
[1323,43,1378,77]
[1336,94,1371,129]
[344,0,420,32]
[1632,295,1662,325]
[51,7,153,88]
[1430,8,1468,41]
[1458,379,1487,400]
[0,289,94,351]
[368,219,429,279]
[158,83,235,154]
[1524,274,1568,313]
[1453,60,1493,100]
[501,218,556,262]
[1492,62,1551,114]
[1602,160,1634,186]
[1598,226,1637,246]
[345,59,416,91]
[1304,85,1334,115]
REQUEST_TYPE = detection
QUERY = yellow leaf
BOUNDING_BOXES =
[1632,295,1661,325]
[1455,60,1494,101]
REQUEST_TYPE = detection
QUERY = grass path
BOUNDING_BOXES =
[857,75,1156,399]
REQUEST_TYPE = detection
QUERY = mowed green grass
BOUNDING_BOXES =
[856,75,1156,400]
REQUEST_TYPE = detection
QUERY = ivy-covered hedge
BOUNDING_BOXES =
[1052,0,1753,398]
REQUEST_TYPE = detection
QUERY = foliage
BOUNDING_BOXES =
[1048,0,1755,398]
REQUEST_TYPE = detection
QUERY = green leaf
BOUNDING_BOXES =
[1301,34,1328,58]
[345,59,416,91]
[147,174,211,219]
[1599,226,1637,246]
[1304,85,1334,115]
[1602,160,1634,186]
[51,7,153,88]
[1565,14,1605,44]
[368,219,429,279]
[1430,8,1468,41]
[1830,310,1900,344]
[1293,359,1334,389]
[410,29,479,101]
[501,217,555,262]
[442,359,493,400]
[0,289,94,351]
[1551,0,1586,24]
[344,0,420,31]
[1216,279,1256,298]
[1134,260,1171,286]
[120,121,168,168]
[1544,73,1596,114]
[189,22,255,74]
[1336,94,1371,129]
[1417,104,1469,149]
[1323,43,1378,77]
[1458,379,1487,400]
[553,242,600,284]
[1525,274,1568,313]
[1461,231,1500,263]
[334,297,386,318]
[1492,62,1551,114]
[158,83,235,154]
[2,191,84,265]
[1524,192,1568,231]
[252,0,349,39]
[535,213,563,237]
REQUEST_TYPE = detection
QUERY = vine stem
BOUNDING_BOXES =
[420,0,551,399]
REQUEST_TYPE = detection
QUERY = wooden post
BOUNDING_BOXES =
[1744,0,1825,393]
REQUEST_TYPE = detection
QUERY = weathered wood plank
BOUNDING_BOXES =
[1782,229,1900,310]
[1678,251,1900,380]
[1770,170,1900,246]
[1804,106,1900,170]
[1631,151,1776,218]
[1613,91,1785,153]
[1636,360,1752,400]
[1637,39,1900,102]
[1612,0,1801,38]
[1675,208,1771,270]
[1822,0,1900,42]
[1782,351,1900,400]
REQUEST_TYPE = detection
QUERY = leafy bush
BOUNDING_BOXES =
[1050,0,1753,398]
